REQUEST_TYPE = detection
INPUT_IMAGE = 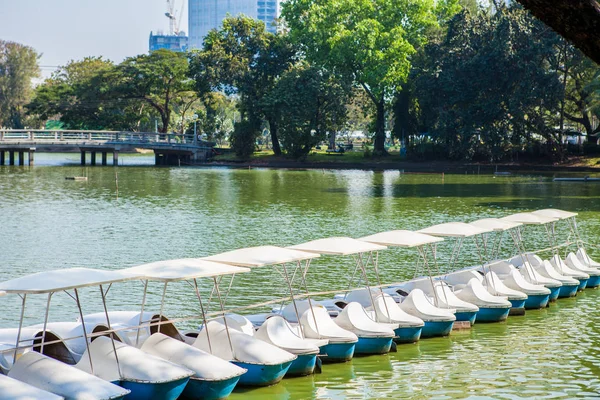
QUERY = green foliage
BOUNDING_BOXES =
[282,0,440,154]
[28,51,196,133]
[230,119,259,159]
[414,7,565,161]
[262,63,350,159]
[115,50,193,133]
[0,40,40,128]
[189,16,298,155]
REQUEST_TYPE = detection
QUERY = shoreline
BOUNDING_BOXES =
[194,159,600,173]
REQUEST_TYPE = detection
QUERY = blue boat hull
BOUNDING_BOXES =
[319,342,355,363]
[120,377,190,400]
[394,326,422,344]
[577,279,588,291]
[354,336,393,355]
[455,311,477,325]
[548,286,560,301]
[475,307,510,323]
[558,283,578,298]
[509,299,526,309]
[524,293,550,309]
[181,376,241,400]
[233,361,292,387]
[586,275,600,288]
[285,353,317,377]
[420,320,454,338]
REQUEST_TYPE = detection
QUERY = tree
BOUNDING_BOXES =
[0,40,40,128]
[189,16,298,155]
[262,63,350,159]
[414,7,566,160]
[282,0,441,155]
[115,49,194,133]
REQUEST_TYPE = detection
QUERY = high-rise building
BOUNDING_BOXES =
[149,32,189,52]
[188,0,281,49]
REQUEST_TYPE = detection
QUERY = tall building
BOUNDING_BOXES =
[188,0,281,49]
[149,32,189,52]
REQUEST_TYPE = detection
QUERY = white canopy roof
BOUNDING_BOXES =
[417,222,493,238]
[359,230,443,248]
[0,268,138,295]
[501,212,558,225]
[469,218,523,232]
[289,237,387,256]
[532,209,578,220]
[203,245,319,267]
[122,258,251,282]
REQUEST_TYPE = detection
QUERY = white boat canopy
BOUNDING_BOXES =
[501,212,558,225]
[204,245,320,267]
[417,222,493,238]
[358,230,444,248]
[532,209,578,220]
[289,237,387,256]
[122,258,251,281]
[469,218,523,232]
[0,268,138,294]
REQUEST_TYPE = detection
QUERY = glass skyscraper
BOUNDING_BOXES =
[188,0,281,49]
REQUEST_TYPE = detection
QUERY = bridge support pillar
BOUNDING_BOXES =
[101,152,107,166]
[28,149,34,166]
[0,151,4,165]
[18,151,24,166]
[9,151,15,165]
[80,151,86,165]
[91,151,96,166]
[113,151,119,166]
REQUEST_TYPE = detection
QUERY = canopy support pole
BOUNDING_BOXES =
[157,282,168,334]
[100,284,122,378]
[40,293,53,354]
[193,278,212,354]
[74,288,94,375]
[13,294,27,366]
[213,277,235,360]
[282,262,304,338]
[135,280,149,347]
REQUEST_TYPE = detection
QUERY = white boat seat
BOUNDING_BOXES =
[453,279,512,308]
[399,289,456,321]
[76,336,194,384]
[299,306,357,343]
[141,333,246,382]
[483,271,528,300]
[566,252,600,275]
[550,255,589,279]
[334,302,395,338]
[193,321,296,365]
[254,316,325,354]
[8,352,130,400]
[489,263,550,295]
[577,248,600,268]
[370,294,424,327]
[0,373,64,400]
[519,262,562,287]
[533,261,579,285]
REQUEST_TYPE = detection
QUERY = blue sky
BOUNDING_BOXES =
[0,0,188,76]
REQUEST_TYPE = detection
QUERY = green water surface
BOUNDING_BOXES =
[1,154,600,399]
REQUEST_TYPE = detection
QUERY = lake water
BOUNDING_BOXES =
[1,153,600,399]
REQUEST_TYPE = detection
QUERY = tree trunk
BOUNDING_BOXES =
[160,110,170,134]
[268,118,282,155]
[373,99,387,155]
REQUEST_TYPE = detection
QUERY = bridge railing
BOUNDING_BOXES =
[0,130,197,145]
